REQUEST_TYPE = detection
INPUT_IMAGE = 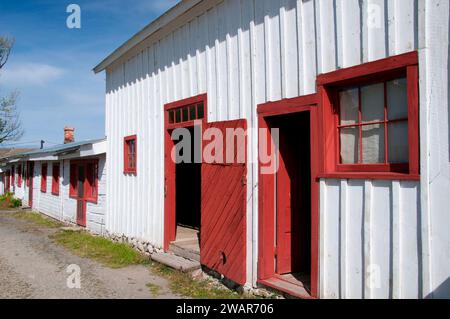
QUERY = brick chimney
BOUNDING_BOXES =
[64,127,75,144]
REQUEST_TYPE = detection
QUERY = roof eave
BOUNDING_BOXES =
[93,0,202,74]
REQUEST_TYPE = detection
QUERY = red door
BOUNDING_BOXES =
[76,165,86,227]
[272,114,312,275]
[276,128,301,274]
[200,119,247,285]
[28,162,34,208]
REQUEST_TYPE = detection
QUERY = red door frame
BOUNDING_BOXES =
[70,159,99,227]
[164,93,208,251]
[257,93,320,298]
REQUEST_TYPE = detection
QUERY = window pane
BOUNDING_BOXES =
[175,109,182,123]
[169,110,175,124]
[340,127,359,164]
[197,103,204,119]
[339,88,359,125]
[361,83,384,123]
[128,140,135,155]
[387,77,408,120]
[388,121,409,163]
[182,107,189,122]
[362,124,385,163]
[189,105,196,120]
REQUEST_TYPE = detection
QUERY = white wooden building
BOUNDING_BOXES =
[0,138,107,235]
[94,0,449,299]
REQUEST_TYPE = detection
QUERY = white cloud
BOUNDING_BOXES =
[0,62,65,87]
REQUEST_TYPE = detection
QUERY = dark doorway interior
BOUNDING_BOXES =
[267,112,311,288]
[173,126,201,256]
[175,126,201,230]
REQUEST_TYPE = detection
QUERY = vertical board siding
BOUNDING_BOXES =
[104,0,421,288]
[7,156,107,235]
[320,179,421,299]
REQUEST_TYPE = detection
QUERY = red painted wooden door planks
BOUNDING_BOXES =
[200,119,247,285]
[76,165,87,227]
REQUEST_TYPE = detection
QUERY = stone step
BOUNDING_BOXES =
[151,252,200,273]
[169,242,200,262]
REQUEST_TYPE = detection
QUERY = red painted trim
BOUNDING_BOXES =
[257,116,275,280]
[257,94,320,299]
[257,94,318,115]
[164,93,207,111]
[69,159,99,204]
[124,135,137,175]
[336,163,408,173]
[407,65,420,175]
[317,51,418,86]
[163,93,208,251]
[318,172,420,181]
[51,163,60,196]
[41,163,47,193]
[318,51,420,179]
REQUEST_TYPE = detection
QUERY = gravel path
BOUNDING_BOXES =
[0,210,180,299]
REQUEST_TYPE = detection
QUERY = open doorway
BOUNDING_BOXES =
[164,94,207,255]
[172,126,201,257]
[270,112,311,288]
[258,96,320,299]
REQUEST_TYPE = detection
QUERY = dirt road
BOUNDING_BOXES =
[0,210,180,299]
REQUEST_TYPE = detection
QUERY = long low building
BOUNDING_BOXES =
[92,0,450,299]
[0,133,107,235]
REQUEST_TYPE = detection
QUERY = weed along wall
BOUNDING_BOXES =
[95,0,450,298]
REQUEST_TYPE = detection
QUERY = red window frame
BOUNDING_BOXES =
[124,135,137,175]
[69,159,99,203]
[317,51,419,180]
[17,164,22,187]
[166,100,206,128]
[41,163,48,193]
[52,163,60,196]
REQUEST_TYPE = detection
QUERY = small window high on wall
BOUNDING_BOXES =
[124,135,137,174]
[317,51,419,180]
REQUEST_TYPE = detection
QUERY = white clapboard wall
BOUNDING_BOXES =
[103,0,449,298]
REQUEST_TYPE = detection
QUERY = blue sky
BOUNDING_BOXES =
[0,0,179,148]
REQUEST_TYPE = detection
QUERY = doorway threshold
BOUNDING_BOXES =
[258,276,313,299]
[169,226,200,262]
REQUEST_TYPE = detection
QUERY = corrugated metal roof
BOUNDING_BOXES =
[0,148,35,158]
[0,138,106,160]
